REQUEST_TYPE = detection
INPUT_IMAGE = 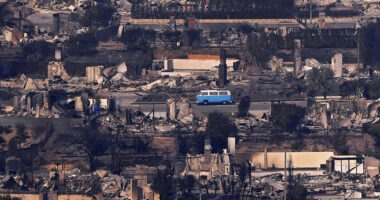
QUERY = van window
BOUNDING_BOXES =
[201,92,208,96]
[209,92,218,95]
[219,91,228,95]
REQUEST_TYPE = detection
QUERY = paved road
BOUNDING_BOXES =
[132,100,307,114]
[132,21,356,30]
[195,100,307,113]
[129,16,359,30]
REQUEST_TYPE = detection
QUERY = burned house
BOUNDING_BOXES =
[326,155,365,175]
[52,13,69,35]
[47,61,70,80]
[183,150,231,180]
[159,54,239,77]
[86,66,104,84]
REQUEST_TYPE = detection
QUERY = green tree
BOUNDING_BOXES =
[205,112,237,153]
[358,22,380,68]
[363,122,380,159]
[0,136,5,147]
[331,128,349,155]
[14,123,29,144]
[22,40,54,62]
[271,103,306,132]
[293,132,305,151]
[82,4,116,27]
[183,29,201,47]
[177,135,188,155]
[120,28,156,52]
[307,67,335,99]
[178,175,196,198]
[151,162,175,200]
[65,32,98,56]
[239,23,254,35]
[0,1,17,31]
[132,137,150,153]
[339,81,357,98]
[364,79,380,100]
[287,159,308,200]
[339,79,366,98]
[194,133,205,154]
[358,26,371,67]
[0,125,11,134]
[289,182,308,200]
[238,96,250,117]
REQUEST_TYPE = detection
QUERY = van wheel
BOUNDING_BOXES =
[203,101,208,105]
[222,101,227,105]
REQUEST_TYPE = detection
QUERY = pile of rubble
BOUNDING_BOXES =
[205,172,379,199]
[0,169,131,199]
[25,0,92,11]
[303,172,377,197]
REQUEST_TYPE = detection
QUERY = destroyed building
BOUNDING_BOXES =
[183,151,231,180]
[1,0,380,199]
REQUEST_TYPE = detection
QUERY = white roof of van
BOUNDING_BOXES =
[200,90,231,92]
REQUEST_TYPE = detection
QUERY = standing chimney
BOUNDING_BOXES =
[228,137,235,156]
[218,48,227,87]
[167,98,176,121]
[264,147,268,170]
[53,13,60,35]
[27,95,32,117]
[131,180,138,200]
[126,109,133,125]
[43,92,49,110]
[331,53,342,77]
[293,39,302,76]
[204,138,212,155]
[55,48,62,61]
[35,104,40,118]
[13,96,19,114]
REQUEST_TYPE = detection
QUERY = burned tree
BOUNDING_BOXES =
[307,67,335,99]
[57,129,113,171]
[151,162,175,200]
[178,174,196,198]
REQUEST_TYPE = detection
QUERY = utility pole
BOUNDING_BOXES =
[354,24,360,68]
[284,151,287,200]
[152,104,155,125]
[309,0,312,26]
[199,155,201,200]
[357,38,360,68]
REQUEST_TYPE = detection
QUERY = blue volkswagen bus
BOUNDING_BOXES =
[197,90,232,105]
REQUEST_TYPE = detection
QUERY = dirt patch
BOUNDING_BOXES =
[346,133,376,154]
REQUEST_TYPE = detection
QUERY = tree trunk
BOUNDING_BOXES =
[89,155,95,171]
